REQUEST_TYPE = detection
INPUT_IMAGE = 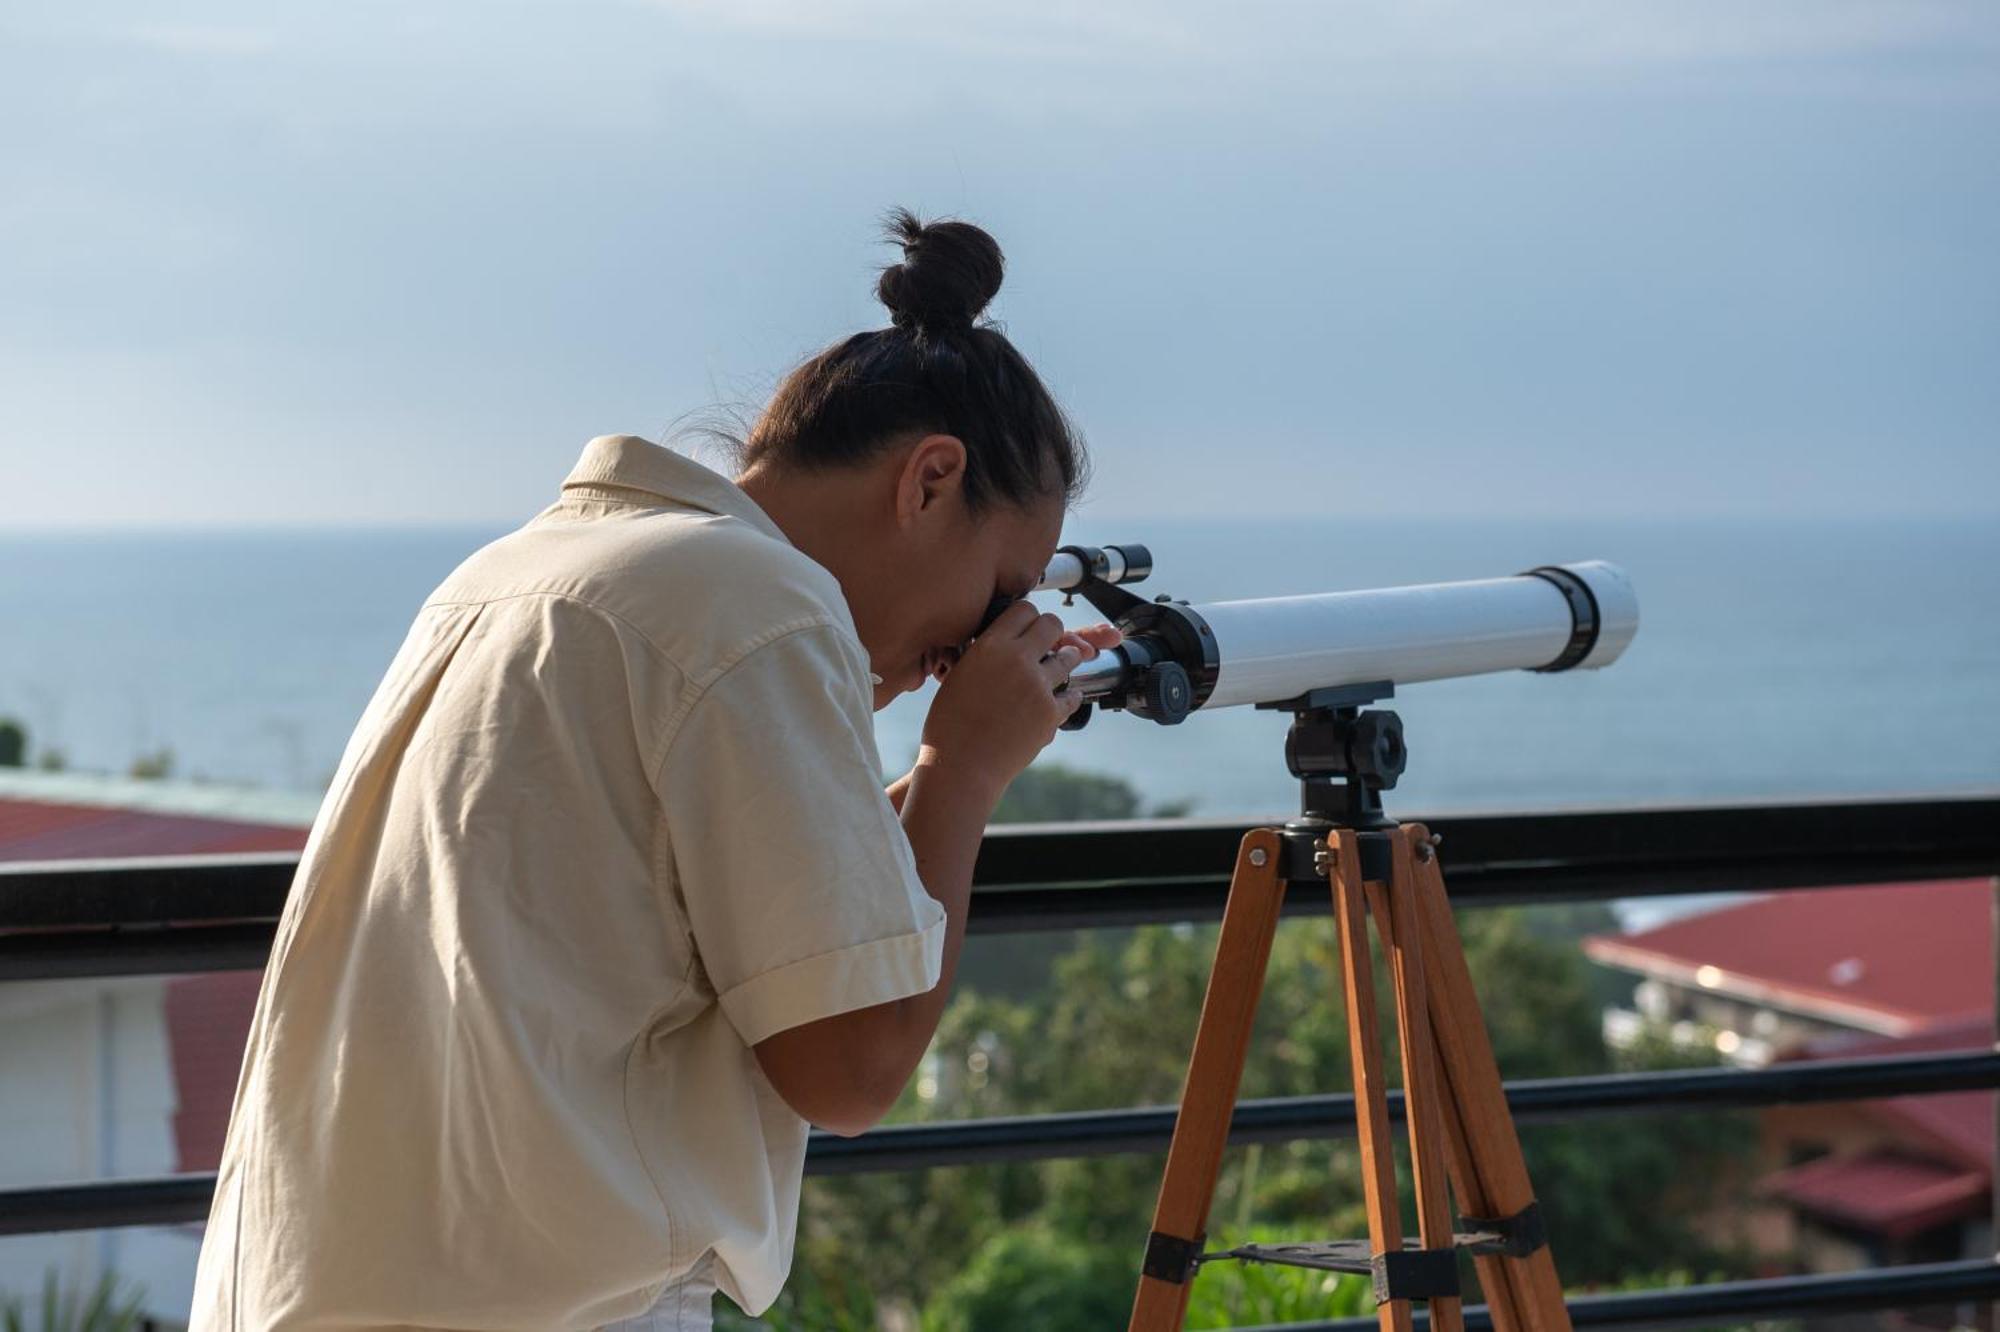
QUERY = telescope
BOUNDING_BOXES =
[1044,549,1636,1319]
[1036,544,1639,727]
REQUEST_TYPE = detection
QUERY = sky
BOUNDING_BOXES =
[2,0,1996,527]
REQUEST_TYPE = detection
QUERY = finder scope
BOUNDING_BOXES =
[1035,543,1154,594]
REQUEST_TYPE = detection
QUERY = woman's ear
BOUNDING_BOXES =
[894,434,968,527]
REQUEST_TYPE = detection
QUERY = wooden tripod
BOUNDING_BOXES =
[1127,691,1571,1332]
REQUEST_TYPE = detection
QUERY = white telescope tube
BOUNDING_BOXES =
[1063,560,1637,715]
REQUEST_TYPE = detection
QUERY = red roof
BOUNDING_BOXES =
[1583,880,1993,1036]
[1759,1151,1986,1240]
[0,795,310,862]
[163,972,266,1171]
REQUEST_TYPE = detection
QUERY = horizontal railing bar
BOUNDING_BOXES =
[0,923,279,980]
[0,1166,1983,1332]
[970,792,2000,892]
[2,796,1994,979]
[1287,1259,2000,1332]
[11,846,1993,982]
[805,1048,2000,1172]
[0,1176,214,1237]
[0,851,297,931]
[6,1050,1992,1235]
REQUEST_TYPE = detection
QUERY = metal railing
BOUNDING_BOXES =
[2,792,1997,1328]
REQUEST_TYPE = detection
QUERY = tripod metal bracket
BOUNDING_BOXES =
[1195,1239,1461,1304]
[1196,1238,1371,1276]
[1456,1200,1549,1259]
[1374,1246,1461,1303]
[1142,1230,1204,1284]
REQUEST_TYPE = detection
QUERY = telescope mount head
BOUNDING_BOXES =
[1257,680,1405,879]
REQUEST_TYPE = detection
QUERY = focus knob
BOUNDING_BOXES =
[1138,662,1193,725]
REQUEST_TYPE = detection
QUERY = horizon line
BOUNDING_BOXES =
[5,510,1998,536]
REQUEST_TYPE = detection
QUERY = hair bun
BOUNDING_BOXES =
[875,207,1004,336]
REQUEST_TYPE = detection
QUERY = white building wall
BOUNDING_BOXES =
[0,977,202,1325]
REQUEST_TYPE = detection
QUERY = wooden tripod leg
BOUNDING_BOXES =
[1375,829,1524,1332]
[1432,1058,1526,1332]
[1366,828,1525,1332]
[1366,830,1465,1332]
[1405,823,1573,1332]
[1129,829,1288,1332]
[1329,831,1412,1332]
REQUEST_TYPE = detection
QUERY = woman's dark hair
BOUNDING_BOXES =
[735,207,1089,515]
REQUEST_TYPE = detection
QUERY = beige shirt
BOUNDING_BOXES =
[189,436,948,1329]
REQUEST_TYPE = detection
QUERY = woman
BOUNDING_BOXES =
[188,209,1121,1331]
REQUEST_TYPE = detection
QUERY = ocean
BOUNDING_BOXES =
[2,516,1995,827]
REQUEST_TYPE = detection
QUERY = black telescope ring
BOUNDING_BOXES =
[1117,599,1220,721]
[1523,565,1600,672]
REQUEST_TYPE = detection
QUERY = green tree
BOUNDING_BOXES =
[127,747,174,781]
[919,1222,1134,1332]
[991,762,1193,823]
[0,717,25,768]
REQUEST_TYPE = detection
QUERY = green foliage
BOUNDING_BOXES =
[716,1264,881,1332]
[1518,1019,1763,1284]
[918,1222,1134,1332]
[1180,1226,1372,1328]
[0,717,25,768]
[0,1268,147,1332]
[127,746,174,781]
[991,762,1190,823]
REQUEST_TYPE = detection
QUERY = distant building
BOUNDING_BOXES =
[1585,881,1993,1272]
[1585,879,1990,1066]
[0,770,314,1327]
[1756,1015,1991,1271]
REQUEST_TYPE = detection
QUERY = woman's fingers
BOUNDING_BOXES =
[987,599,1042,641]
[1019,611,1068,653]
[1051,623,1123,662]
[965,607,1119,698]
[1039,642,1084,687]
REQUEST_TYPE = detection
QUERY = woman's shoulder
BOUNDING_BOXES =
[575,508,860,666]
[422,503,861,674]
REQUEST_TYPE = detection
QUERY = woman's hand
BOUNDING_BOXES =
[1054,622,1124,661]
[915,604,1121,802]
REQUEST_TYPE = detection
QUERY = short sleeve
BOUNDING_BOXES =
[657,622,948,1048]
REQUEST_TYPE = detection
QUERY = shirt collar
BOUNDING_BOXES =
[560,435,792,547]
[562,434,887,686]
